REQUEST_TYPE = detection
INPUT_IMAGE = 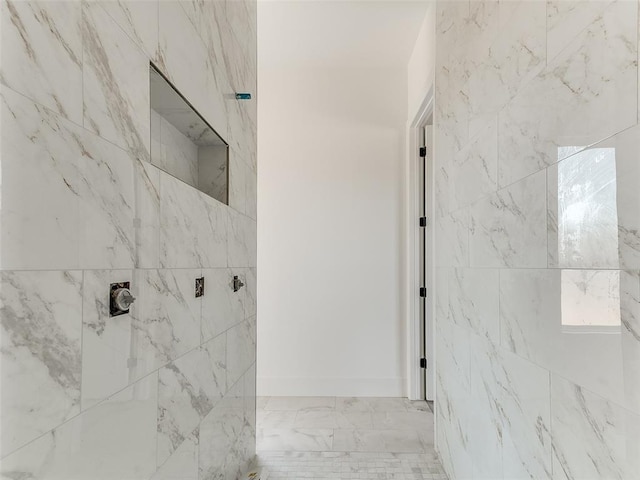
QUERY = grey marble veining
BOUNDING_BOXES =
[0,270,83,457]
[1,85,137,271]
[83,2,150,162]
[551,375,640,480]
[469,170,547,268]
[0,0,83,124]
[152,430,199,480]
[199,375,246,480]
[157,335,226,466]
[159,170,228,269]
[98,0,159,62]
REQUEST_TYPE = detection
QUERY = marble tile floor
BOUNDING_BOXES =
[254,397,448,480]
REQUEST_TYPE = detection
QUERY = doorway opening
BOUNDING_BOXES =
[407,91,434,403]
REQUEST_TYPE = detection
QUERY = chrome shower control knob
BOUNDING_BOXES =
[109,282,135,317]
[232,275,245,292]
[113,288,136,311]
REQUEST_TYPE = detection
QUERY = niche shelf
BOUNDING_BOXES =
[150,64,229,204]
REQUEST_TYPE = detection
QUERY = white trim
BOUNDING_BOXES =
[406,88,434,401]
[257,377,406,397]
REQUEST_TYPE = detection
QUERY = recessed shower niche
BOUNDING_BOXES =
[150,65,229,204]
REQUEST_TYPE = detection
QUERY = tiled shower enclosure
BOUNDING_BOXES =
[0,0,257,478]
[434,1,640,479]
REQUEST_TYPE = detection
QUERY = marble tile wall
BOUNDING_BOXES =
[434,1,640,479]
[0,0,257,478]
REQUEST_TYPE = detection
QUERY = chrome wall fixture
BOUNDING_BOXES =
[110,282,135,317]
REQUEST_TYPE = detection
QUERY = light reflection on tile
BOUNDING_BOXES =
[0,372,158,480]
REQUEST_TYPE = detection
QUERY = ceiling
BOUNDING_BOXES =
[257,0,431,68]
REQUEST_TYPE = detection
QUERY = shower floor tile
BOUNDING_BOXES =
[255,396,447,480]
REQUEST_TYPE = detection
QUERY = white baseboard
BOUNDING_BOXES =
[257,377,406,397]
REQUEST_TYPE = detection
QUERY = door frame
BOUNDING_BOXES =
[406,88,434,401]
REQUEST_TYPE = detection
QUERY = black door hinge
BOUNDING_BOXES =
[419,217,428,227]
[419,287,427,298]
[420,358,427,369]
[419,146,427,158]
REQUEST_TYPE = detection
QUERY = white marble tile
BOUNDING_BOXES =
[157,335,226,466]
[471,336,552,479]
[152,429,198,480]
[227,94,257,171]
[201,268,244,343]
[547,0,615,62]
[548,126,640,270]
[434,321,472,479]
[134,268,202,363]
[244,363,257,432]
[404,399,432,413]
[265,396,336,412]
[228,209,257,267]
[159,171,227,268]
[0,85,136,271]
[469,170,547,268]
[500,352,552,480]
[257,396,269,410]
[551,375,640,480]
[98,0,159,61]
[257,410,298,429]
[245,161,258,220]
[498,0,638,188]
[239,267,257,319]
[335,397,409,413]
[258,429,333,452]
[0,270,82,457]
[500,268,640,416]
[468,337,503,480]
[226,318,256,389]
[448,267,499,343]
[435,397,472,480]
[75,120,136,270]
[82,2,150,162]
[296,411,374,430]
[182,0,257,166]
[134,159,161,268]
[256,451,446,480]
[332,429,424,453]
[0,372,158,480]
[466,1,546,117]
[434,209,469,268]
[371,412,432,431]
[0,86,80,270]
[449,119,498,210]
[199,378,245,479]
[80,269,135,409]
[157,0,229,140]
[0,0,83,124]
[229,153,248,215]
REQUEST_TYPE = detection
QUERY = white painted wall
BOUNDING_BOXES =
[407,2,436,121]
[257,66,408,396]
